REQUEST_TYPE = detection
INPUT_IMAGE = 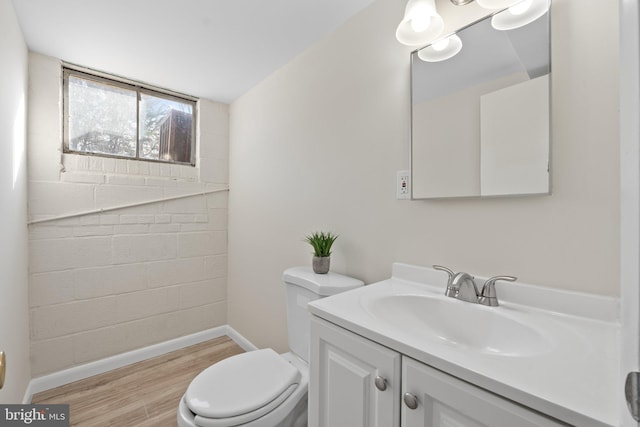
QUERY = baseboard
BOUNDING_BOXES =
[226,325,259,352]
[24,325,257,403]
[22,381,34,405]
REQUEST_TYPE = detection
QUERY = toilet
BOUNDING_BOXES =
[177,266,364,427]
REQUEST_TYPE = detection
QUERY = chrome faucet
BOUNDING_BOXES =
[450,272,480,303]
[433,265,517,307]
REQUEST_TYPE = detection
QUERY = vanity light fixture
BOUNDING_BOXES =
[396,0,444,46]
[474,0,521,8]
[418,34,463,62]
[490,0,551,31]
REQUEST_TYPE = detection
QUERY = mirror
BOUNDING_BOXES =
[411,10,550,199]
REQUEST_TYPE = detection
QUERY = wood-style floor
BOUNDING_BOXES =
[32,336,245,426]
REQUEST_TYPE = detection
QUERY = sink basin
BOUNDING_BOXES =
[363,294,552,357]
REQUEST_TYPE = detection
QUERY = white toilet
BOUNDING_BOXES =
[177,266,364,427]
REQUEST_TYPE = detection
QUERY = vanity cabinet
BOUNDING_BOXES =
[309,316,401,427]
[402,356,567,427]
[310,316,567,427]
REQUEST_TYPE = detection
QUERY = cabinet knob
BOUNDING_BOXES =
[404,392,419,410]
[374,376,387,391]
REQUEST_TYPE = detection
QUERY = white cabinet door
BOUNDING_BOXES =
[401,356,567,427]
[309,316,401,427]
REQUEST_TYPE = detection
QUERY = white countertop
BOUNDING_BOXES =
[308,263,620,427]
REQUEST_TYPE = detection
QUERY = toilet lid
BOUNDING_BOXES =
[185,348,301,420]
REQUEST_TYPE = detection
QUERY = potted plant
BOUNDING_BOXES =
[305,231,338,274]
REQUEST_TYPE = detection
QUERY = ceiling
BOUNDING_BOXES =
[11,0,375,103]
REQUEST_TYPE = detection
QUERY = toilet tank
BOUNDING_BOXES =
[283,267,364,363]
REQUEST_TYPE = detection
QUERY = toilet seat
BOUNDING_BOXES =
[185,349,301,427]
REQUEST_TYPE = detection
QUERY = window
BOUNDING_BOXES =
[63,67,197,165]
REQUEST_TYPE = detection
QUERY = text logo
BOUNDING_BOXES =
[0,405,69,426]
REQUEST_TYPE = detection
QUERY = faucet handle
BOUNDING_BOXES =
[433,265,456,297]
[480,275,517,306]
[433,265,455,280]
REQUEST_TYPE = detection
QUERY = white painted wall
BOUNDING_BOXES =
[27,53,230,375]
[0,0,32,402]
[228,0,620,353]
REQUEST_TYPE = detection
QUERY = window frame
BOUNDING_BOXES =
[62,66,198,166]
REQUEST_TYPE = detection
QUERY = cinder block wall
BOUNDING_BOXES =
[27,53,229,376]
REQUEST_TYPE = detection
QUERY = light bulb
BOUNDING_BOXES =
[411,15,430,32]
[431,38,450,51]
[509,0,533,15]
[396,0,444,46]
[409,4,431,32]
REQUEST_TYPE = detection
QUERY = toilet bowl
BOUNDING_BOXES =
[177,267,363,427]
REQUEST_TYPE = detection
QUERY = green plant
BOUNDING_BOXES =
[305,231,338,257]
